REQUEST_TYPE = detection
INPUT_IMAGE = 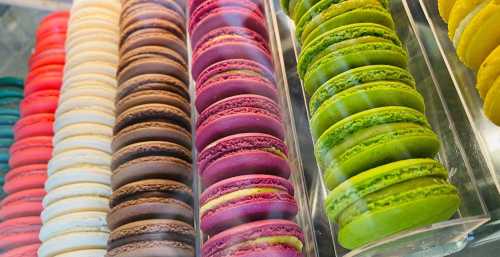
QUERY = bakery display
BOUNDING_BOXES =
[106,0,195,256]
[0,11,68,257]
[189,0,305,255]
[37,1,119,257]
[0,77,23,196]
[438,0,500,125]
[282,0,460,250]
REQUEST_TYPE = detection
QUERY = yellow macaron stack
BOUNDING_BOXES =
[438,0,500,125]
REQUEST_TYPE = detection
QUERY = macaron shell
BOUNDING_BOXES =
[0,189,45,220]
[0,217,41,250]
[24,76,62,97]
[0,244,40,257]
[476,45,500,98]
[37,232,109,257]
[45,167,111,192]
[9,136,53,168]
[483,76,500,125]
[3,164,47,194]
[20,90,59,117]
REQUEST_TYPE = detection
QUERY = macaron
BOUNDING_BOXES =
[9,136,53,169]
[309,65,416,115]
[47,149,111,177]
[191,26,273,81]
[0,188,45,220]
[107,179,193,230]
[0,244,40,257]
[37,231,109,257]
[453,0,500,70]
[202,219,304,257]
[117,74,189,101]
[484,76,500,125]
[13,113,54,141]
[200,175,298,236]
[45,166,111,192]
[477,45,500,98]
[119,28,187,61]
[120,18,185,47]
[297,0,394,46]
[55,95,115,117]
[24,75,62,97]
[54,109,115,132]
[196,94,284,151]
[25,65,63,84]
[3,164,47,194]
[118,45,187,73]
[28,49,66,71]
[114,103,191,134]
[198,133,291,187]
[20,90,59,117]
[189,0,268,50]
[106,219,194,257]
[122,0,186,18]
[316,106,441,189]
[310,81,425,140]
[438,0,457,22]
[120,3,185,32]
[298,23,405,95]
[0,217,42,250]
[0,115,19,126]
[325,158,460,249]
[116,90,190,116]
[39,211,108,243]
[447,0,484,40]
[195,58,278,112]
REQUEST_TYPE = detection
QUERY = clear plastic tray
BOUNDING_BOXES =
[417,0,500,201]
[265,0,491,256]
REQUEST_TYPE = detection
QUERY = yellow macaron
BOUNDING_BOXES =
[455,0,500,70]
[477,45,500,98]
[447,0,485,39]
[483,76,500,125]
[438,0,457,22]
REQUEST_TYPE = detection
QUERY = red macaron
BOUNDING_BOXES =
[0,189,45,220]
[20,90,60,117]
[9,136,53,169]
[0,217,41,251]
[28,48,65,71]
[24,75,62,97]
[3,164,47,194]
[25,65,64,84]
[14,113,54,141]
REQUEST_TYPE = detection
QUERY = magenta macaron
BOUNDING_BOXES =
[202,219,304,257]
[191,26,273,81]
[196,94,284,151]
[198,133,290,187]
[189,0,268,50]
[200,175,298,235]
[194,58,278,112]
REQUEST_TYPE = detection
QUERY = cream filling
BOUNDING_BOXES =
[225,236,304,253]
[453,0,488,47]
[200,188,281,215]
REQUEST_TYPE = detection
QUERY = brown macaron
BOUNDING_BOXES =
[107,179,193,230]
[114,103,191,134]
[117,56,189,85]
[115,90,190,116]
[122,0,185,18]
[111,141,191,170]
[111,155,192,190]
[120,3,185,32]
[120,18,185,46]
[119,46,187,72]
[119,28,187,61]
[107,219,195,257]
[117,74,189,101]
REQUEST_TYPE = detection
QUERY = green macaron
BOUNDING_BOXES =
[303,41,408,96]
[0,163,9,173]
[0,115,19,126]
[309,65,416,115]
[310,81,425,140]
[0,77,24,88]
[316,106,441,188]
[0,148,9,163]
[298,0,395,45]
[290,0,322,22]
[325,158,460,249]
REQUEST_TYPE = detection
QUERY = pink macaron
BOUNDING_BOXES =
[20,90,59,117]
[9,136,53,169]
[0,243,40,257]
[14,113,54,141]
[0,189,45,220]
[0,217,41,251]
[3,164,47,194]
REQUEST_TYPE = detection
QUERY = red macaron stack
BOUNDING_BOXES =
[189,1,306,256]
[0,11,69,257]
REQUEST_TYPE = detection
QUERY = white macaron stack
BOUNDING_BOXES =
[38,1,121,257]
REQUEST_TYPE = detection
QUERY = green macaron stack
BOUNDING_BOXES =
[282,0,461,250]
[0,77,23,196]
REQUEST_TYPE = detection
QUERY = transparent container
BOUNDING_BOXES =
[265,0,491,256]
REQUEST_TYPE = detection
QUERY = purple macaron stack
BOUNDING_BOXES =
[189,0,306,256]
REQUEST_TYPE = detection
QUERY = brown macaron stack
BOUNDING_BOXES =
[106,1,195,257]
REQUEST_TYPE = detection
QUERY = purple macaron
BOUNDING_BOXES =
[200,175,298,236]
[189,0,268,51]
[194,59,278,113]
[198,133,291,188]
[196,94,285,151]
[191,26,274,81]
[202,219,305,257]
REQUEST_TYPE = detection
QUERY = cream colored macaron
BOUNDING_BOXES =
[63,62,117,81]
[38,231,109,257]
[63,73,117,90]
[47,148,111,176]
[43,182,111,208]
[41,195,110,223]
[56,95,115,117]
[54,109,115,131]
[66,41,119,62]
[53,123,113,145]
[45,166,111,192]
[53,135,112,155]
[39,211,109,242]
[52,249,107,257]
[58,85,116,104]
[72,0,121,14]
[65,51,119,72]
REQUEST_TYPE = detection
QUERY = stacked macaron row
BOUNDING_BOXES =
[282,0,461,250]
[38,1,120,257]
[0,77,23,197]
[438,0,500,125]
[190,1,306,256]
[106,1,195,256]
[0,12,69,257]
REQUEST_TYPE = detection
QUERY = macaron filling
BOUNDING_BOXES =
[217,236,304,256]
[201,188,282,215]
